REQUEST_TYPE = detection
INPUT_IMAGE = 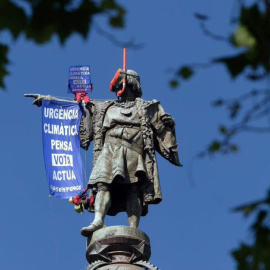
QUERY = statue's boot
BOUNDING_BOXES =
[80,220,104,237]
[81,189,111,237]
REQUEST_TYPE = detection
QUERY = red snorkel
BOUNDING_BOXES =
[117,48,127,97]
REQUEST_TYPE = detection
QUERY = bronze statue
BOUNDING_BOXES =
[25,69,182,237]
[79,69,182,236]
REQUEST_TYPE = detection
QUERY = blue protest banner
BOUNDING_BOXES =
[68,65,92,94]
[42,99,84,199]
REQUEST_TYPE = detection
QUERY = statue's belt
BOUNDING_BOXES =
[110,124,141,130]
[105,136,144,155]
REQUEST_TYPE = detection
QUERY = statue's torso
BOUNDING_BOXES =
[103,104,143,148]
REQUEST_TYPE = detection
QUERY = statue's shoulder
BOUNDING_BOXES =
[91,99,115,111]
[135,98,160,109]
[91,99,115,106]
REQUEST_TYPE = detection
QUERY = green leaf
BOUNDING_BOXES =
[243,205,257,216]
[212,99,224,106]
[233,199,265,216]
[101,0,121,10]
[237,4,270,71]
[252,210,267,229]
[232,25,257,49]
[0,44,10,89]
[25,0,126,44]
[170,80,179,89]
[231,244,253,269]
[0,0,127,90]
[214,53,251,78]
[208,4,269,79]
[239,4,267,43]
[100,0,125,28]
[0,1,27,39]
[26,0,98,44]
[178,66,194,79]
[208,140,221,152]
[219,125,227,134]
[109,14,124,28]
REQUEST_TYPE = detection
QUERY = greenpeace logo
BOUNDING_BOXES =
[50,185,82,192]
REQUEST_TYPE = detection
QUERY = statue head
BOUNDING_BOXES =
[110,69,142,98]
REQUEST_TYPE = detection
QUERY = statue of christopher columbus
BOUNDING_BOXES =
[79,68,182,236]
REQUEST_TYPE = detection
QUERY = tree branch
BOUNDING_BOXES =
[199,21,230,42]
[93,23,144,50]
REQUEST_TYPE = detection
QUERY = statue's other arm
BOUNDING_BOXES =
[149,102,183,167]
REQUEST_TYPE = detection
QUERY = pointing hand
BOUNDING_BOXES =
[24,94,43,107]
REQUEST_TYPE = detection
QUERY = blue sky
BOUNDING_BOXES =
[1,1,270,269]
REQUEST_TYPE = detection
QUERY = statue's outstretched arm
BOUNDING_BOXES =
[24,94,76,107]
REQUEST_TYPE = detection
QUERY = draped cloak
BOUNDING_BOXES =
[79,98,182,216]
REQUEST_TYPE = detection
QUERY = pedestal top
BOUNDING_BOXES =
[86,226,151,264]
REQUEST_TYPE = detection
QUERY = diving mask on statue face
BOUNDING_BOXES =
[111,83,123,92]
[110,68,126,93]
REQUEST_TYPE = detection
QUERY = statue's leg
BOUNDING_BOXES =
[93,183,111,225]
[81,183,111,236]
[126,184,142,228]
